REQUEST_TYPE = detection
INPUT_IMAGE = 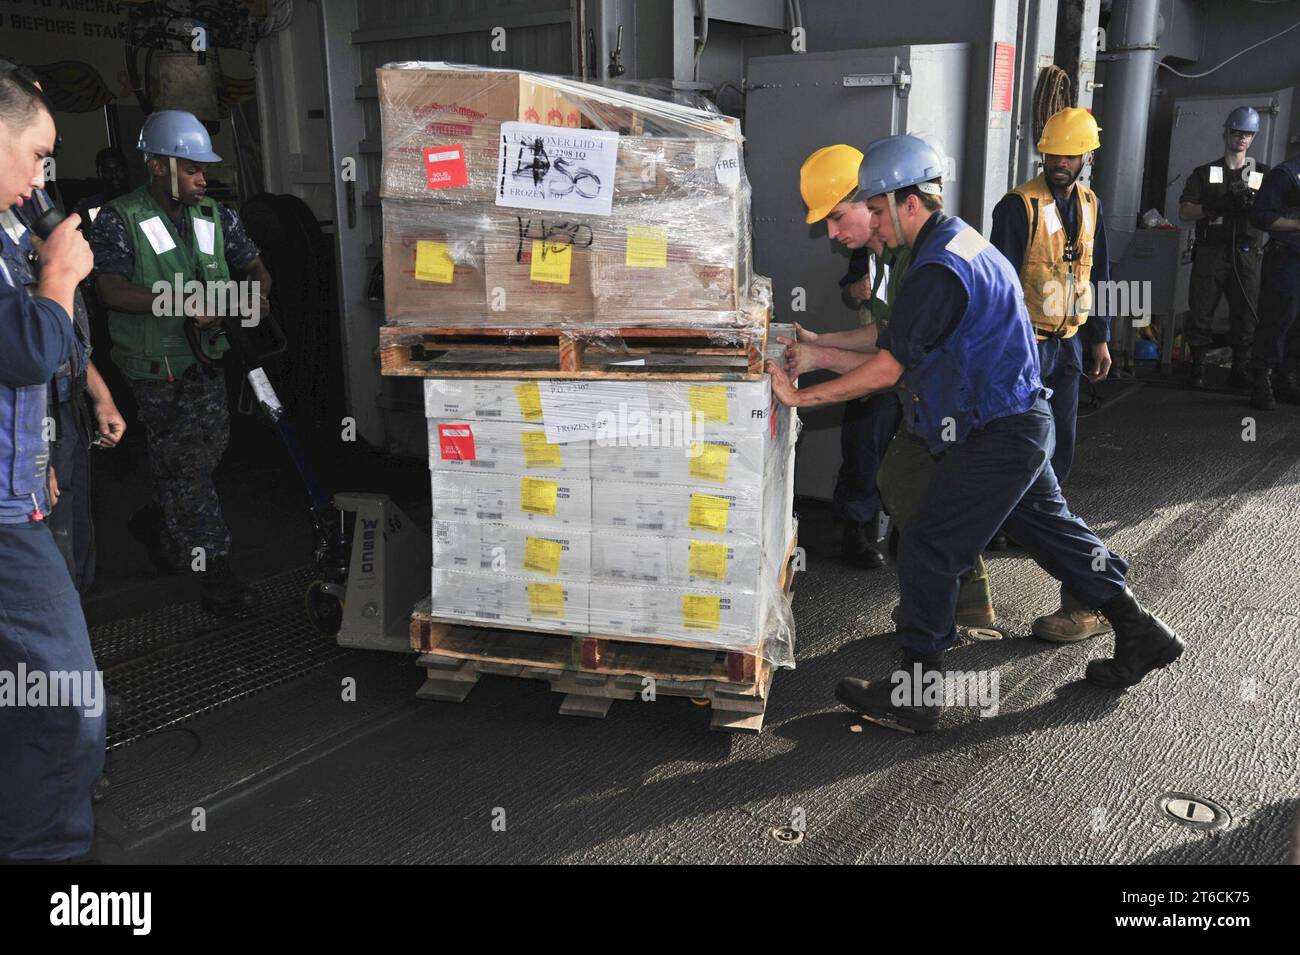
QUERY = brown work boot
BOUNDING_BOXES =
[1031,590,1112,643]
[955,603,997,628]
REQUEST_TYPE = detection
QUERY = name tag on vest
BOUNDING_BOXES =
[946,227,991,262]
[194,217,216,255]
[1208,166,1224,184]
[1043,203,1063,235]
[138,216,177,255]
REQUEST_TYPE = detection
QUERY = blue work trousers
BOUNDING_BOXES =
[1037,334,1083,484]
[832,392,902,524]
[0,521,105,861]
[895,398,1129,656]
[1250,244,1300,372]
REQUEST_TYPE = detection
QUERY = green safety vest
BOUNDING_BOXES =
[861,244,912,331]
[105,186,231,380]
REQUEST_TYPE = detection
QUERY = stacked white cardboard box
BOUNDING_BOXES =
[424,358,797,664]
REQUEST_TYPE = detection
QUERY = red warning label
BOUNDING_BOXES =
[424,145,468,189]
[438,423,476,461]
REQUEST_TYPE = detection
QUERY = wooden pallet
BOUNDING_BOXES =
[378,323,768,380]
[410,536,798,733]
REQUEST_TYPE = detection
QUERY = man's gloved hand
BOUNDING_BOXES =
[1224,180,1256,212]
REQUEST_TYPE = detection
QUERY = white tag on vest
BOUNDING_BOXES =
[946,227,991,262]
[1208,165,1224,184]
[194,217,216,256]
[1248,170,1264,190]
[1043,202,1063,235]
[138,216,177,255]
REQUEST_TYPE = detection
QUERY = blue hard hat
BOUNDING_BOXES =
[137,110,222,163]
[857,134,945,199]
[1224,106,1260,134]
[1135,339,1159,361]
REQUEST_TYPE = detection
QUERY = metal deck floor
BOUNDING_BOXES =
[91,381,1300,864]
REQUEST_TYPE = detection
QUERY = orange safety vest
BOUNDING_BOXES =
[1010,174,1097,339]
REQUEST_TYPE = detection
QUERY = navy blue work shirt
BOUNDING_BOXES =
[89,202,261,277]
[1251,158,1300,257]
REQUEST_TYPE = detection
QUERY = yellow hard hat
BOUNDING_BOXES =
[1038,107,1100,156]
[800,144,864,224]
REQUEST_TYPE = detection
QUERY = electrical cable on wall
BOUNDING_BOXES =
[1158,19,1300,79]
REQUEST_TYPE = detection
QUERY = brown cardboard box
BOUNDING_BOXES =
[382,200,488,324]
[590,196,742,318]
[379,66,642,203]
[482,210,597,324]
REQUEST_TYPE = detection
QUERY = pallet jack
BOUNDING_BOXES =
[186,303,428,654]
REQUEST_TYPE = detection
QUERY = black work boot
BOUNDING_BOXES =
[1188,347,1208,390]
[1250,367,1277,411]
[1084,589,1184,689]
[1275,369,1300,404]
[200,556,261,618]
[1227,350,1252,389]
[836,648,946,733]
[841,522,884,570]
[127,504,178,575]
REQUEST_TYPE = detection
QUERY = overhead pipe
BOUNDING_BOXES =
[1092,0,1162,260]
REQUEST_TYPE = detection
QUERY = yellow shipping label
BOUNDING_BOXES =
[688,492,731,533]
[625,225,668,268]
[514,382,543,421]
[519,477,558,516]
[521,431,562,468]
[529,240,572,284]
[528,582,566,618]
[414,240,455,283]
[523,536,564,576]
[681,594,722,631]
[688,385,729,423]
[688,540,729,581]
[688,441,731,483]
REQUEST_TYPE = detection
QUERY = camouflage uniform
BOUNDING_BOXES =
[129,367,232,567]
[89,202,260,571]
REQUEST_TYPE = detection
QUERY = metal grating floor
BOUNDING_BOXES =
[94,566,355,749]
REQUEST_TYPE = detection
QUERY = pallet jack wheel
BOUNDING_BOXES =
[305,579,343,636]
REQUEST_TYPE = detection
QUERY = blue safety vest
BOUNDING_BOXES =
[900,215,1044,453]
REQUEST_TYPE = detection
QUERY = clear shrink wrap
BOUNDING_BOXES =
[378,62,755,329]
[424,326,801,668]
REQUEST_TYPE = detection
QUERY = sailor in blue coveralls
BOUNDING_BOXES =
[1248,152,1300,410]
[767,136,1185,732]
[0,68,105,860]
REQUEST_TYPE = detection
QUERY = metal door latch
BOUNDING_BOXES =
[842,69,911,90]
